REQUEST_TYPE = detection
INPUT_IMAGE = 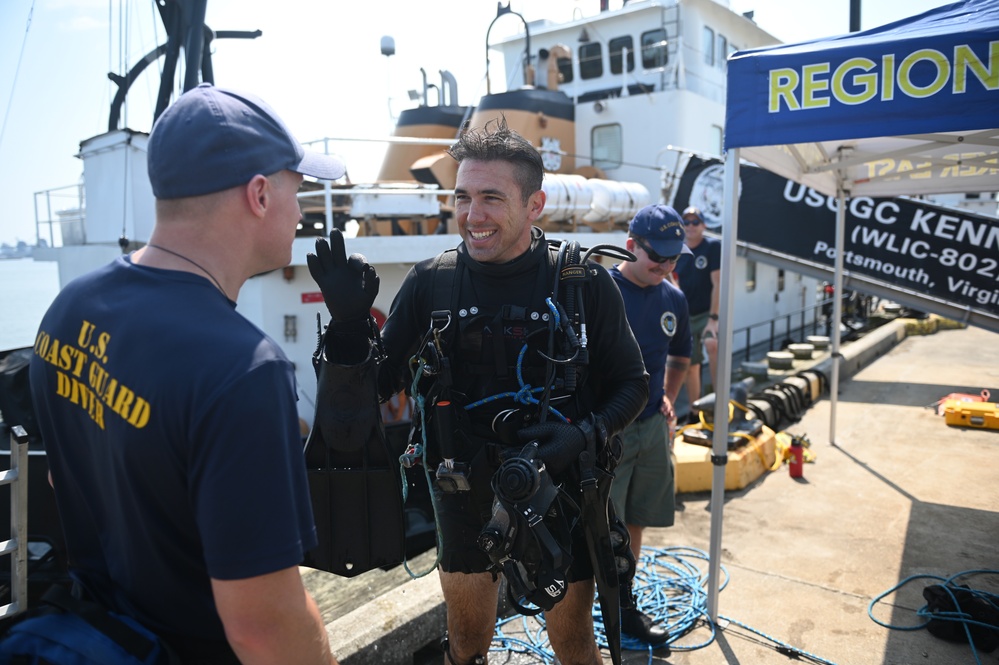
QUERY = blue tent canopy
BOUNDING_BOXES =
[724,0,999,197]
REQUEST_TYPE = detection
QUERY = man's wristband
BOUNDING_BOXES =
[708,313,719,321]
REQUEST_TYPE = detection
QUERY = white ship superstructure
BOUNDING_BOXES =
[33,0,826,428]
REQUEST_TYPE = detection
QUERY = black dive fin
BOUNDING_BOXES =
[311,340,383,452]
[578,449,622,665]
[303,346,405,577]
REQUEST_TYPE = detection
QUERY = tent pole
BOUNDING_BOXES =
[707,148,740,621]
[830,185,847,446]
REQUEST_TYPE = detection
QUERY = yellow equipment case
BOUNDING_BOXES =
[942,400,999,430]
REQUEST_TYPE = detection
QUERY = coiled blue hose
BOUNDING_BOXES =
[489,545,841,665]
[868,569,999,665]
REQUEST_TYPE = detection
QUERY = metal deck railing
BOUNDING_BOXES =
[0,426,29,620]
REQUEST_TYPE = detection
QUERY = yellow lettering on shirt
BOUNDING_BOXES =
[34,323,149,431]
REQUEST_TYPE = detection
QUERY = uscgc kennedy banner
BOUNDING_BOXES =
[673,156,999,317]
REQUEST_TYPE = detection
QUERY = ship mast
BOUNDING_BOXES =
[106,0,261,131]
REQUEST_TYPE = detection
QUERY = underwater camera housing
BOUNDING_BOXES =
[477,447,544,556]
[477,442,572,614]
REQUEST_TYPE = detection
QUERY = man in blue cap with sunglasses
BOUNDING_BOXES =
[609,204,693,647]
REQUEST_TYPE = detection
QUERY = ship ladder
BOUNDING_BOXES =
[0,426,29,620]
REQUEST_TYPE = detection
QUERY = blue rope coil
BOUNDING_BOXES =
[489,545,842,665]
[868,569,999,665]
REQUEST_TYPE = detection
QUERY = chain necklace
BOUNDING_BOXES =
[146,243,228,299]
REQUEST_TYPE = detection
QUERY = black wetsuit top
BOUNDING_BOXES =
[373,228,648,575]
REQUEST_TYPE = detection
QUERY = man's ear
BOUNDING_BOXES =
[526,188,546,223]
[245,174,269,217]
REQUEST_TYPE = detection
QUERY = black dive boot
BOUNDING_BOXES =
[440,633,486,665]
[620,581,671,649]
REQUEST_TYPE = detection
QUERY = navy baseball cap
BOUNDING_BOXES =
[628,204,693,258]
[682,206,704,224]
[147,83,345,199]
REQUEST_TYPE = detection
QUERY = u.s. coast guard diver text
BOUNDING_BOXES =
[33,320,150,430]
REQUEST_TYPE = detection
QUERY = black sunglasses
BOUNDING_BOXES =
[682,217,703,226]
[633,237,680,265]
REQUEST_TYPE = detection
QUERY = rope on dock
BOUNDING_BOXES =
[490,545,842,664]
[869,569,999,665]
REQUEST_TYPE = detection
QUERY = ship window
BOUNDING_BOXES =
[778,268,786,292]
[703,26,715,66]
[591,124,622,171]
[717,34,728,68]
[579,42,603,79]
[609,36,635,74]
[746,260,757,292]
[641,29,668,69]
[557,55,574,83]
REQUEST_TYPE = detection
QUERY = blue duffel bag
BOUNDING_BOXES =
[0,585,176,665]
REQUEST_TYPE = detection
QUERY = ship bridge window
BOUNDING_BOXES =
[641,29,668,69]
[703,26,715,66]
[609,36,635,74]
[558,54,574,83]
[717,34,728,69]
[579,42,603,79]
[746,260,757,292]
[591,124,622,171]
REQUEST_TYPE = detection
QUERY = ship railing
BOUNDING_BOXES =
[0,426,29,620]
[729,295,878,365]
[731,299,827,365]
[34,183,86,249]
[295,181,457,238]
[296,136,460,235]
[304,136,455,150]
[298,185,455,199]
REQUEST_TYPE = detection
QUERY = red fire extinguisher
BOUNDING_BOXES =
[789,436,804,479]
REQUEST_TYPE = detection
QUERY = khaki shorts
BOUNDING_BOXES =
[689,311,712,366]
[610,412,675,527]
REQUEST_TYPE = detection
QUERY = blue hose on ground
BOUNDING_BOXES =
[489,545,841,664]
[868,569,999,665]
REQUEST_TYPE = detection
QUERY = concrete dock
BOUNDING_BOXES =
[312,319,999,665]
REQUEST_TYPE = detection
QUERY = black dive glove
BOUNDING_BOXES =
[307,228,380,326]
[517,418,597,475]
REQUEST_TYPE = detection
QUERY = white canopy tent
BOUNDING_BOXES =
[708,0,999,619]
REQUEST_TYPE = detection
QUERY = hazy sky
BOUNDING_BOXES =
[0,0,954,246]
